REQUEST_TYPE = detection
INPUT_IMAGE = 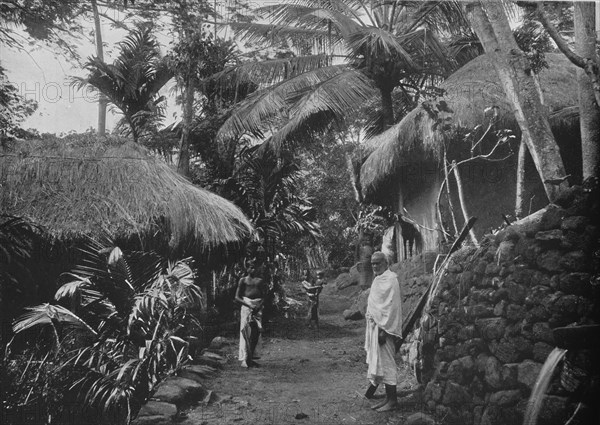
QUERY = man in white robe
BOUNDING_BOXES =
[364,251,403,412]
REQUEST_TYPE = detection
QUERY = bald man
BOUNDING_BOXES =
[363,251,403,412]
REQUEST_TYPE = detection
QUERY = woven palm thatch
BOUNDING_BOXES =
[0,138,253,252]
[360,53,579,201]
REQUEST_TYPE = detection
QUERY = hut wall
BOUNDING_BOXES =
[446,155,548,240]
[395,162,441,256]
[418,187,599,425]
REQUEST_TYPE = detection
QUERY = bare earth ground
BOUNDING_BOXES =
[181,284,425,425]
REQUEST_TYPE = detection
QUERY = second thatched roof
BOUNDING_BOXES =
[360,53,580,201]
[0,137,254,253]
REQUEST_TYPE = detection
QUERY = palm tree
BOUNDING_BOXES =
[72,26,173,143]
[212,0,470,151]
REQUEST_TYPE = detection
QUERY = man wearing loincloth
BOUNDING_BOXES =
[363,251,403,412]
[235,260,267,368]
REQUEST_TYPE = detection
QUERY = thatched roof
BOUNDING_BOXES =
[360,53,579,201]
[0,138,254,253]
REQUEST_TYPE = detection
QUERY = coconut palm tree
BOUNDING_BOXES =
[212,0,471,151]
[72,26,173,143]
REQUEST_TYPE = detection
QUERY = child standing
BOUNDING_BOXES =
[303,270,326,329]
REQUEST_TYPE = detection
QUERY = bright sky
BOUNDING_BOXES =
[0,1,273,135]
[0,9,181,135]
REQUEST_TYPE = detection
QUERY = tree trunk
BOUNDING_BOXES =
[535,3,600,108]
[177,78,194,177]
[515,141,527,219]
[357,231,373,289]
[380,87,394,129]
[575,2,600,180]
[91,0,107,136]
[465,1,568,202]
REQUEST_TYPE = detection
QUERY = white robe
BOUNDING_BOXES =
[238,297,262,361]
[365,269,403,385]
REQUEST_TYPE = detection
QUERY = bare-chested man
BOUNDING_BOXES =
[235,261,268,368]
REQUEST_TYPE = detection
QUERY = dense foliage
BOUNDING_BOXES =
[4,241,202,425]
[0,65,38,143]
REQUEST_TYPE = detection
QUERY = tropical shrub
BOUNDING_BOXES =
[5,241,202,425]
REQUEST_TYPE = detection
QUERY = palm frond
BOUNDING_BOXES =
[403,1,469,35]
[210,54,333,91]
[229,22,333,46]
[13,303,96,336]
[70,26,173,140]
[348,27,418,69]
[269,69,377,150]
[259,3,363,37]
[217,65,354,143]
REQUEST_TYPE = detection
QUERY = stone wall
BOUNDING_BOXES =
[419,186,599,425]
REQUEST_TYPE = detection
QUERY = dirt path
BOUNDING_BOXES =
[182,285,423,425]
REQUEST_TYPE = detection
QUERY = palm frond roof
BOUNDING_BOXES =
[0,137,254,253]
[360,53,580,202]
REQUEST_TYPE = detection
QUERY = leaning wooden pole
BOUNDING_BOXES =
[452,161,478,246]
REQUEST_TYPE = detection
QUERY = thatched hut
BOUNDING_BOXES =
[359,53,581,259]
[0,137,254,258]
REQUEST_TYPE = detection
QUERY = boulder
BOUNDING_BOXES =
[442,381,471,405]
[343,309,363,320]
[151,377,207,405]
[193,355,224,369]
[137,401,177,418]
[533,342,554,363]
[132,415,170,425]
[517,360,543,389]
[532,322,554,344]
[406,412,437,425]
[489,389,522,406]
[560,250,588,272]
[496,241,516,264]
[180,364,217,380]
[536,250,564,273]
[534,229,562,245]
[484,356,503,389]
[539,205,566,231]
[209,336,229,349]
[559,272,592,296]
[475,318,506,340]
[560,215,589,232]
[424,381,443,403]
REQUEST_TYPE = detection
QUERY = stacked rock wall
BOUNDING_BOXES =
[420,187,599,425]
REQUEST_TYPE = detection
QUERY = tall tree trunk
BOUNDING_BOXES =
[91,0,107,136]
[177,78,194,177]
[465,1,568,202]
[535,3,600,108]
[380,87,394,129]
[515,141,528,219]
[575,2,600,180]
